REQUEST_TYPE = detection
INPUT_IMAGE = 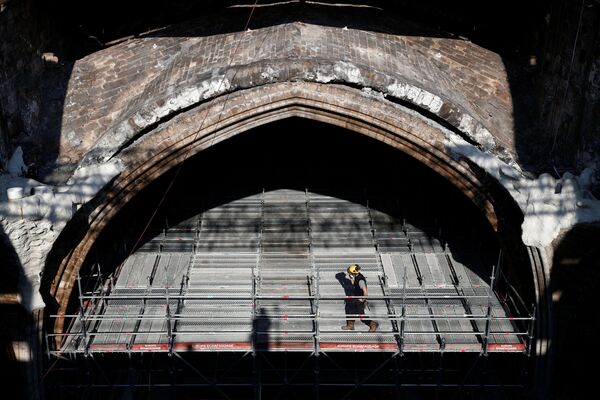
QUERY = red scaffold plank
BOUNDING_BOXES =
[89,343,128,352]
[173,342,253,351]
[320,342,398,352]
[488,343,526,352]
[131,343,169,352]
[266,342,314,350]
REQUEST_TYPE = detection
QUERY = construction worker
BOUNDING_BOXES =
[341,264,379,332]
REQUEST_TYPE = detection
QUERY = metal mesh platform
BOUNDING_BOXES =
[54,189,534,355]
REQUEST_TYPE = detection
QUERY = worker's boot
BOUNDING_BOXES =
[368,320,379,332]
[341,320,355,330]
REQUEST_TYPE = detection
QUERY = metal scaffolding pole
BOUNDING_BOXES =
[483,264,496,357]
[314,353,320,400]
[527,304,536,356]
[76,269,90,357]
[173,352,232,400]
[340,351,399,400]
[307,190,321,356]
[400,259,408,356]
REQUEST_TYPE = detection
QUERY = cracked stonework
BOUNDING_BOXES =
[444,132,600,249]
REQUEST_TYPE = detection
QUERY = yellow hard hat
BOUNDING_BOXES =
[347,264,361,275]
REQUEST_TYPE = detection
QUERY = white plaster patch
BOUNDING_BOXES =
[260,65,278,82]
[361,87,385,100]
[428,96,444,113]
[132,110,159,128]
[333,61,363,84]
[121,75,231,159]
[388,81,495,151]
[473,126,496,152]
[456,116,496,151]
[419,91,434,108]
[458,114,475,135]
[387,82,409,98]
[386,81,444,113]
[406,86,420,102]
[312,68,335,83]
[114,123,135,144]
[142,86,202,128]
[200,75,231,100]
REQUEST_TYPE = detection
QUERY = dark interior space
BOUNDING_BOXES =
[44,0,547,64]
[551,223,600,399]
[45,351,530,400]
[86,117,503,288]
[45,118,535,399]
[0,228,27,400]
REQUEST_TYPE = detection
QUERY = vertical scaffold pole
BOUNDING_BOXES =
[306,189,320,355]
[400,261,407,356]
[436,350,444,400]
[76,269,89,357]
[483,264,496,356]
[166,287,173,356]
[527,304,536,356]
[495,249,503,285]
[314,353,320,400]
[314,274,321,355]
[252,274,257,354]
[44,326,51,360]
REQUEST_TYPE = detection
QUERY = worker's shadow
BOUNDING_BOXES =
[335,272,354,296]
[335,272,357,326]
[252,307,271,351]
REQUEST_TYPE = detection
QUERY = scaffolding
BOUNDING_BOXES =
[47,189,534,358]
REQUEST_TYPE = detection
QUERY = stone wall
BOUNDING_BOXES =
[0,0,70,179]
[1,0,41,166]
[538,0,600,170]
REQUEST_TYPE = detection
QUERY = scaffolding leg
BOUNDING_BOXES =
[436,351,444,400]
[481,355,489,394]
[83,355,92,400]
[451,354,481,400]
[169,354,176,400]
[218,351,251,382]
[341,352,399,400]
[127,353,135,398]
[173,352,232,400]
[253,352,261,400]
[394,353,402,400]
[314,354,320,400]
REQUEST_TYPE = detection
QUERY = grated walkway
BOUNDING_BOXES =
[60,189,531,355]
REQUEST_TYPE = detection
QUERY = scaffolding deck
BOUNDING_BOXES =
[57,189,532,355]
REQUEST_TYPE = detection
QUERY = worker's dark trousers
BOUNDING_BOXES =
[345,299,373,326]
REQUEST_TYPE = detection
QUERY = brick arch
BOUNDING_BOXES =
[46,82,543,342]
[61,21,516,173]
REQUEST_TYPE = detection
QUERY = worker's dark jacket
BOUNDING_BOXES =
[345,274,367,316]
[351,274,367,296]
